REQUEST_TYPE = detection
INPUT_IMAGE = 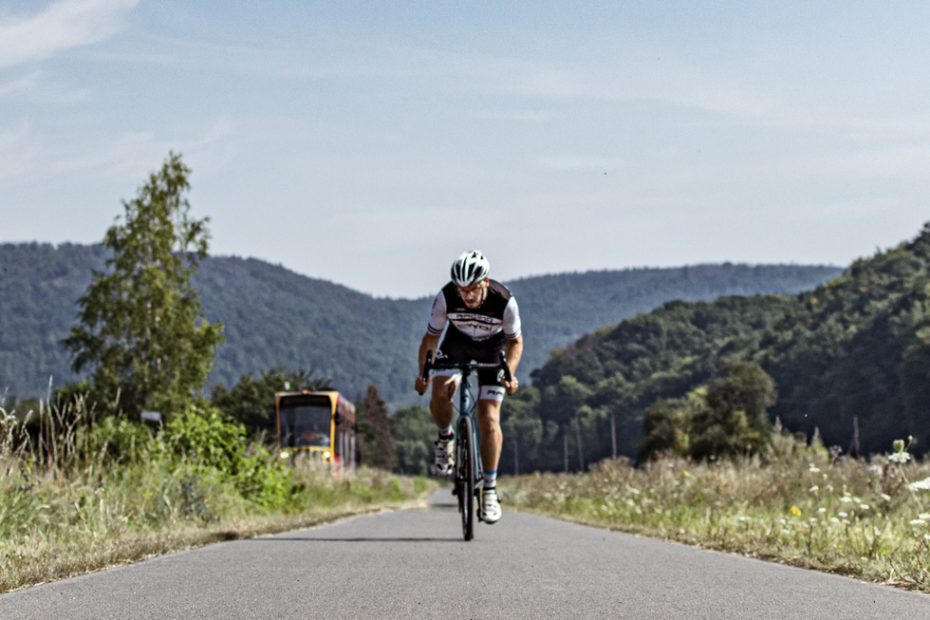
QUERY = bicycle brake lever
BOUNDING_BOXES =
[498,351,513,382]
[422,350,433,381]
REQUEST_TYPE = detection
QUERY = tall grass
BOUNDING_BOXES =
[500,427,930,591]
[0,401,432,593]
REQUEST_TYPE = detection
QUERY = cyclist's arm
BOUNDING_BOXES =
[503,334,523,394]
[415,332,441,394]
[419,333,441,377]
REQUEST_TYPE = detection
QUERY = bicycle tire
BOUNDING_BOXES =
[457,415,475,541]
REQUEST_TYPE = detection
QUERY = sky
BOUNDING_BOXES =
[3,1,930,299]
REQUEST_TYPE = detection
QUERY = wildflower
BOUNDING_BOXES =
[789,505,802,517]
[920,513,930,520]
[279,451,290,460]
[908,477,930,491]
[818,507,827,514]
[889,451,911,464]
[838,512,848,519]
[808,464,821,473]
[809,485,819,493]
[909,519,927,527]
[840,495,853,504]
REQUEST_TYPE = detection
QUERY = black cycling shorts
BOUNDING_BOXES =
[436,328,507,402]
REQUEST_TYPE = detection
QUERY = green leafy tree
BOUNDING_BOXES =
[690,360,776,459]
[390,404,434,475]
[637,396,695,461]
[211,367,331,436]
[358,384,395,471]
[63,153,224,420]
[591,374,638,459]
[500,386,543,475]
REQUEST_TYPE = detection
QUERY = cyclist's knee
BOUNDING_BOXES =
[430,376,457,402]
[478,401,502,430]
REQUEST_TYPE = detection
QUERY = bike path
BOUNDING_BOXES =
[1,488,928,618]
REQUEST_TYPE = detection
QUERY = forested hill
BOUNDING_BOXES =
[0,241,840,406]
[528,223,930,465]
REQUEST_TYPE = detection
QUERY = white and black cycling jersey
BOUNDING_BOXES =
[426,279,521,344]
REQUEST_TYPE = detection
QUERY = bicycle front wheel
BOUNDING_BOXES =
[456,415,475,541]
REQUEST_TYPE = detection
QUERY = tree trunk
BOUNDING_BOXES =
[574,418,585,471]
[512,437,519,476]
[563,429,569,473]
[850,416,860,458]
[611,412,617,459]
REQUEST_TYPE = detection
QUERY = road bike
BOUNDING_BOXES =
[421,349,512,541]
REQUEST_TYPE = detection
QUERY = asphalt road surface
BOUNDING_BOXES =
[2,489,928,619]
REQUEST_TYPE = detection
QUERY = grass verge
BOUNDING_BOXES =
[499,433,930,592]
[1,465,434,593]
[1,403,435,593]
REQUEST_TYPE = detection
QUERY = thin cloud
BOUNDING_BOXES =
[536,154,628,173]
[0,0,138,69]
[0,71,41,97]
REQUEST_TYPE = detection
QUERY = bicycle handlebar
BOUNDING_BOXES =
[422,349,513,383]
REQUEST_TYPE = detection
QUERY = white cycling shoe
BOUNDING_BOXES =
[429,433,455,477]
[481,487,502,524]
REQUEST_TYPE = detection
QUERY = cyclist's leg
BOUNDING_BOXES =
[429,377,459,476]
[476,394,504,474]
[474,343,507,474]
[477,394,504,523]
[429,336,465,476]
[430,334,466,428]
[429,373,459,428]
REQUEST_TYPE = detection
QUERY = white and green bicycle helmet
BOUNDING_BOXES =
[450,250,490,287]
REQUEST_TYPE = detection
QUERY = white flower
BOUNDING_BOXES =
[908,477,930,491]
[889,451,912,464]
[838,512,848,518]
[808,464,821,473]
[279,451,290,460]
[909,519,927,527]
[920,513,930,520]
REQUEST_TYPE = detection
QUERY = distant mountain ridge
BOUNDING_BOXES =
[0,242,841,406]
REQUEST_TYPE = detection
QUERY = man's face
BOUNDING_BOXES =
[457,279,488,309]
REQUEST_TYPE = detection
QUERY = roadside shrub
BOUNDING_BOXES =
[162,405,294,509]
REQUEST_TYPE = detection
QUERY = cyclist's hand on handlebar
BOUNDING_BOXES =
[502,376,519,395]
[414,375,429,395]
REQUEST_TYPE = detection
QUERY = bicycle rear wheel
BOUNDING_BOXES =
[456,415,475,541]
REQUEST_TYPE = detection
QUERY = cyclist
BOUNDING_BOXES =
[414,250,523,524]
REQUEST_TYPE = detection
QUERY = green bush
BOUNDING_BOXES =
[162,405,294,509]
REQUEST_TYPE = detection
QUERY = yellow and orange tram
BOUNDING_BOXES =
[274,390,356,473]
